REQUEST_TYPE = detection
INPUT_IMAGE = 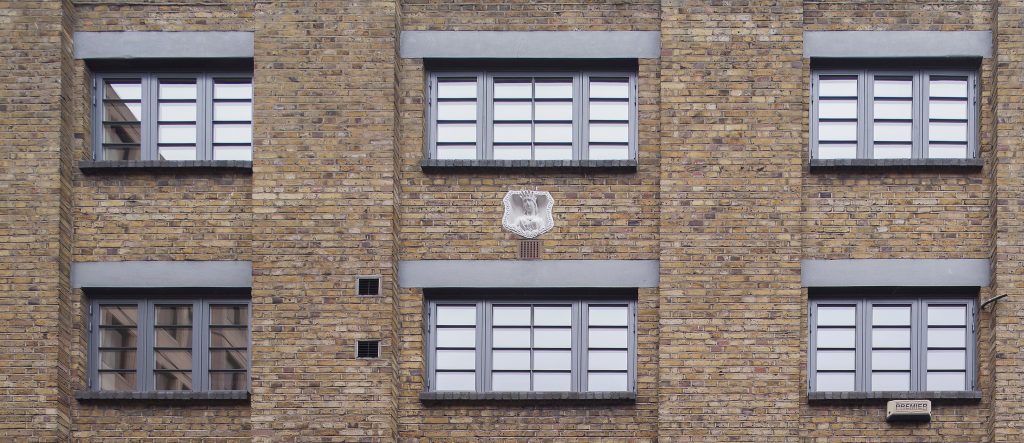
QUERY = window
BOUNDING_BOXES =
[811,69,977,160]
[93,72,253,161]
[427,69,637,161]
[809,296,975,392]
[426,297,635,392]
[89,298,250,392]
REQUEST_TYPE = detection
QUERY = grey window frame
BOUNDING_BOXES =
[808,296,976,392]
[810,68,979,159]
[426,69,638,161]
[425,297,637,393]
[91,71,253,161]
[88,297,251,393]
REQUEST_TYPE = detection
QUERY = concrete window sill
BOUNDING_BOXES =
[420,159,638,172]
[808,390,981,403]
[809,158,983,171]
[419,391,636,403]
[75,390,250,402]
[79,160,253,173]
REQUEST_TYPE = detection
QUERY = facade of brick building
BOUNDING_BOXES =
[0,0,1021,441]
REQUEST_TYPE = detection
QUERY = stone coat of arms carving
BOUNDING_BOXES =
[502,190,554,239]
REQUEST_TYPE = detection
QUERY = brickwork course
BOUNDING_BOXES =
[0,0,1020,441]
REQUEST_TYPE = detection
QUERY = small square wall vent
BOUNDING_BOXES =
[518,239,541,260]
[357,277,381,296]
[357,340,380,359]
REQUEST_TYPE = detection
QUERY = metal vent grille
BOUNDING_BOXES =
[357,277,381,296]
[357,340,380,359]
[518,239,541,260]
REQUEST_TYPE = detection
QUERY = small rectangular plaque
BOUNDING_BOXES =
[886,400,932,422]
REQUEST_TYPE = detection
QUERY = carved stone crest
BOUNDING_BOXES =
[502,190,554,239]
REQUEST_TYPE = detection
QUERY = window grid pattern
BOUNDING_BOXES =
[489,304,574,391]
[153,304,195,391]
[97,305,140,391]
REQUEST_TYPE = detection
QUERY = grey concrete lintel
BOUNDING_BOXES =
[801,259,990,287]
[74,31,254,60]
[72,261,252,288]
[804,31,992,58]
[398,260,659,288]
[400,31,660,59]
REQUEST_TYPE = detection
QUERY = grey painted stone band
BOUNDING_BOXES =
[72,261,252,288]
[74,32,254,59]
[801,259,990,287]
[400,31,661,59]
[398,260,659,288]
[804,31,992,58]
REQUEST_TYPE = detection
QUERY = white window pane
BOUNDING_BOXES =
[590,81,629,99]
[589,145,629,160]
[872,350,910,371]
[872,328,911,348]
[589,123,628,143]
[159,82,197,100]
[873,122,912,142]
[588,372,627,391]
[872,306,910,326]
[535,81,572,99]
[929,122,968,142]
[214,145,252,161]
[872,372,910,391]
[816,144,857,160]
[534,350,572,371]
[533,372,571,391]
[817,328,855,348]
[493,306,531,326]
[587,350,627,371]
[819,78,857,97]
[159,103,197,122]
[819,100,857,119]
[930,79,968,98]
[437,102,477,121]
[873,101,912,120]
[534,145,572,160]
[928,350,966,370]
[535,101,572,121]
[492,328,530,348]
[158,125,197,144]
[589,306,628,326]
[928,306,967,326]
[589,328,628,349]
[817,350,855,371]
[435,371,475,391]
[437,306,476,326]
[535,124,573,143]
[928,372,966,391]
[106,81,142,100]
[214,82,252,100]
[816,372,855,391]
[436,350,475,370]
[494,81,532,99]
[436,145,477,160]
[491,372,530,391]
[590,101,628,121]
[873,145,912,159]
[438,81,477,99]
[105,102,142,122]
[493,145,532,160]
[493,350,531,370]
[214,102,252,122]
[817,306,855,326]
[929,100,968,120]
[534,306,571,326]
[437,123,477,143]
[928,328,966,348]
[874,79,912,98]
[437,328,476,348]
[493,123,531,143]
[928,144,968,159]
[818,121,857,141]
[214,124,253,144]
[533,328,571,349]
[493,102,531,121]
[158,146,197,161]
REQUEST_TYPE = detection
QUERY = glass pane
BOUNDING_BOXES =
[817,144,857,160]
[493,123,531,143]
[100,328,137,348]
[105,81,142,100]
[491,372,530,391]
[99,350,137,370]
[435,371,475,391]
[210,328,247,348]
[158,125,197,144]
[155,306,192,326]
[928,328,966,348]
[534,306,571,326]
[437,328,476,348]
[534,350,572,371]
[928,372,966,391]
[492,306,531,326]
[158,146,197,161]
[872,372,910,391]
[492,350,531,370]
[436,306,476,326]
[155,350,192,370]
[437,80,477,99]
[533,372,571,391]
[873,101,912,120]
[589,328,628,349]
[587,350,627,371]
[534,145,572,160]
[159,102,197,122]
[214,124,253,144]
[929,306,967,326]
[874,79,912,98]
[533,328,571,349]
[209,372,247,390]
[590,101,628,121]
[535,101,572,121]
[589,123,628,143]
[155,327,192,348]
[929,122,968,142]
[103,124,142,144]
[159,81,197,100]
[590,81,629,99]
[872,328,911,348]
[589,306,628,326]
[103,145,141,161]
[436,145,476,160]
[210,350,248,370]
[211,305,248,325]
[155,371,192,391]
[535,81,572,99]
[816,372,855,391]
[873,145,912,159]
[817,328,855,348]
[818,121,857,141]
[98,372,136,391]
[819,100,857,119]
[816,350,855,371]
[589,145,629,160]
[493,145,532,160]
[105,102,142,122]
[872,306,910,326]
[817,306,855,326]
[928,350,966,370]
[492,328,530,348]
[437,102,477,121]
[101,306,138,326]
[588,372,627,391]
[214,102,253,121]
[873,122,912,142]
[930,79,968,98]
[213,81,253,100]
[535,124,573,143]
[872,350,910,371]
[493,102,532,121]
[928,144,968,159]
[818,78,857,97]
[929,100,968,120]
[435,350,475,370]
[437,123,477,143]
[493,81,532,99]
[214,145,253,161]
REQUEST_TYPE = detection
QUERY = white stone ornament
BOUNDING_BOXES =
[502,190,554,239]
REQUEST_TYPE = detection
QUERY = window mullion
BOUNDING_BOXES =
[914,71,925,159]
[860,70,871,160]
[576,72,586,161]
[480,72,490,161]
